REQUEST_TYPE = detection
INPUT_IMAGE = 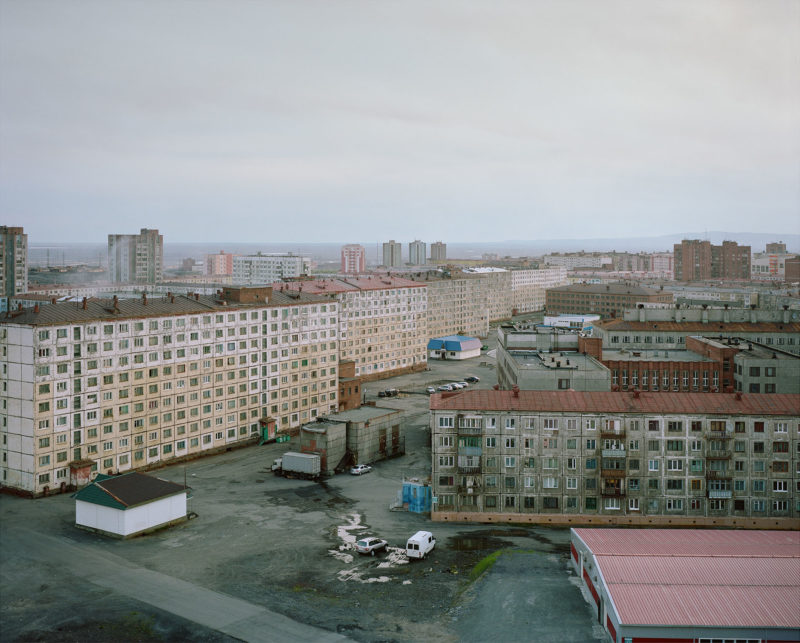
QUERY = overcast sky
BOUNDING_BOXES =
[1,0,798,244]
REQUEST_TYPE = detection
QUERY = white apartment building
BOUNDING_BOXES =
[279,276,428,379]
[233,253,310,285]
[1,226,28,298]
[1,287,339,496]
[511,267,568,314]
[408,240,426,266]
[463,267,512,322]
[108,228,163,284]
[415,273,490,340]
[430,389,799,523]
[543,254,612,269]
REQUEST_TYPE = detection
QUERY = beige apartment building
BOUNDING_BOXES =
[412,273,490,340]
[463,268,512,323]
[430,390,799,524]
[279,276,428,380]
[1,287,339,496]
[510,267,568,314]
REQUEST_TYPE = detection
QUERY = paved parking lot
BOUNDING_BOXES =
[1,328,604,642]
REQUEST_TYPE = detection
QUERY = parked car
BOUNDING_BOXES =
[450,382,463,389]
[426,386,436,394]
[350,464,372,475]
[437,384,453,392]
[465,376,480,383]
[384,388,399,397]
[457,381,468,388]
[377,391,387,397]
[355,537,388,556]
[406,530,436,560]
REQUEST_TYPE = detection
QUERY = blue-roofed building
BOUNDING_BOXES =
[427,335,482,360]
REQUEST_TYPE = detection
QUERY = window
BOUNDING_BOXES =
[648,460,659,471]
[438,416,454,428]
[773,480,788,492]
[485,437,496,448]
[438,456,454,467]
[667,459,683,471]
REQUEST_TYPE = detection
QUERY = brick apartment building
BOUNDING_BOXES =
[673,239,751,282]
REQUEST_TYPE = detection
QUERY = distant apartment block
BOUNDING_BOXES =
[543,253,612,269]
[673,239,751,282]
[1,226,28,298]
[430,389,799,523]
[511,267,568,314]
[429,241,446,263]
[233,253,309,285]
[545,283,672,318]
[205,251,235,276]
[593,307,800,356]
[278,276,428,379]
[108,228,163,285]
[0,287,339,496]
[340,244,366,275]
[382,240,402,268]
[463,267,513,322]
[408,240,426,266]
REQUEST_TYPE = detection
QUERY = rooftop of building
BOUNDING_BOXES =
[73,472,187,510]
[429,389,800,415]
[1,289,330,326]
[547,283,667,296]
[275,275,425,294]
[573,528,800,630]
[600,347,716,363]
[507,350,607,372]
[327,406,402,423]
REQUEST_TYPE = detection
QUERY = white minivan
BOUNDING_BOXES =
[406,530,436,559]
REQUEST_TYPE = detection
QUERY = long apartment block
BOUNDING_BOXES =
[430,390,799,523]
[1,287,339,495]
[278,276,428,380]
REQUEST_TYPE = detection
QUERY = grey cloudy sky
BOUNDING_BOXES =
[1,0,798,243]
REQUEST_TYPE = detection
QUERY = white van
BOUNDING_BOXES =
[406,530,436,559]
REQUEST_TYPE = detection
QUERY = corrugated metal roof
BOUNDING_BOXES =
[430,390,800,416]
[74,472,187,509]
[575,529,800,629]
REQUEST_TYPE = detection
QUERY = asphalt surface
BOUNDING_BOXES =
[0,319,606,642]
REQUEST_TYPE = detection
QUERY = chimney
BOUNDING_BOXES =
[33,304,39,314]
[82,297,87,310]
[142,293,147,306]
[735,391,742,401]
[632,389,640,399]
[51,298,56,304]
[512,385,520,397]
[493,384,500,390]
[195,293,199,300]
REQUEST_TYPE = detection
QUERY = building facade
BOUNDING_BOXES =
[382,240,402,268]
[232,253,309,285]
[429,241,446,263]
[340,244,366,275]
[674,239,751,282]
[412,272,490,340]
[205,251,235,276]
[278,276,428,379]
[1,287,339,496]
[545,283,673,318]
[1,226,28,298]
[430,390,799,522]
[107,228,163,285]
[408,240,426,266]
[510,267,568,314]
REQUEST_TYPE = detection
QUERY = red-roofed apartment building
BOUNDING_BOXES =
[430,389,800,527]
[571,528,800,642]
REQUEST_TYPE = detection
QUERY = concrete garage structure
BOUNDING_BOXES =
[571,528,800,642]
[74,472,189,538]
[428,335,482,360]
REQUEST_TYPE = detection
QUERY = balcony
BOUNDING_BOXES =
[602,448,626,458]
[705,470,732,480]
[601,488,626,497]
[457,426,482,435]
[601,468,626,478]
[600,430,626,440]
[457,465,482,474]
[708,489,732,499]
[457,485,481,494]
[708,430,731,439]
[705,449,731,460]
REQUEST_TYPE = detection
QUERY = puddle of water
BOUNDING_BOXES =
[329,550,354,564]
[449,535,508,551]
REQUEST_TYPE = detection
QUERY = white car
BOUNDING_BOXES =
[426,386,436,394]
[437,384,453,392]
[450,382,463,389]
[457,381,468,388]
[350,464,372,475]
[355,537,388,556]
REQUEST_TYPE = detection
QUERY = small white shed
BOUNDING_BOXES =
[74,472,189,539]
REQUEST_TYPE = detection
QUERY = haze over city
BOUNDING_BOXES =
[2,0,798,243]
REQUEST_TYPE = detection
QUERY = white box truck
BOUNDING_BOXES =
[271,452,322,481]
[406,530,436,559]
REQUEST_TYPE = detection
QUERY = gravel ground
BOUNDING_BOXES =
[0,322,604,642]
